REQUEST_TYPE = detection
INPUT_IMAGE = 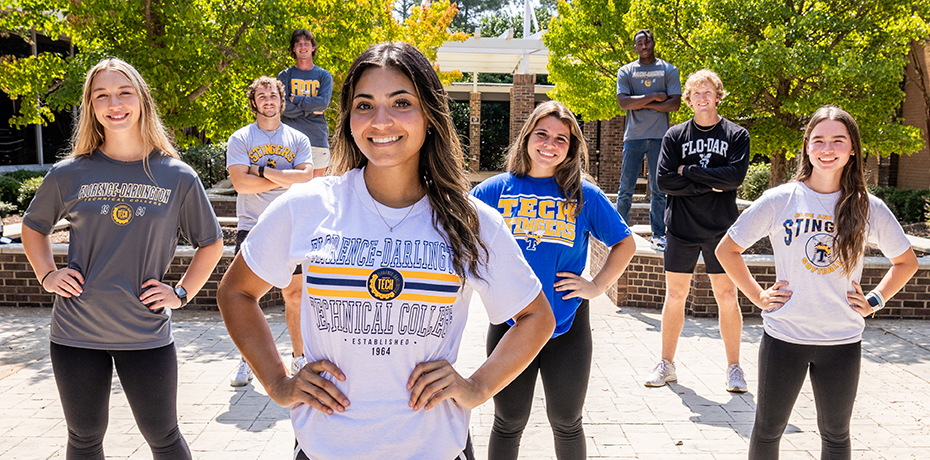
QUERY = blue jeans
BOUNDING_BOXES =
[615,139,666,237]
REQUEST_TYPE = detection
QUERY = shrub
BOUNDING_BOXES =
[179,142,228,188]
[867,185,930,224]
[0,175,20,204]
[4,169,46,182]
[17,177,44,212]
[738,163,770,201]
[0,201,17,218]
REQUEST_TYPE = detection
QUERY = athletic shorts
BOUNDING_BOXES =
[237,230,301,275]
[663,232,726,274]
[310,146,331,170]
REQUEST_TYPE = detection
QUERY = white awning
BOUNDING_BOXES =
[435,30,549,75]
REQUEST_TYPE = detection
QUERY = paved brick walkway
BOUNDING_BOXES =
[1,296,928,459]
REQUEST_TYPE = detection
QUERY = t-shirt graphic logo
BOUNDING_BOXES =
[267,159,277,169]
[699,153,711,168]
[804,233,836,267]
[525,230,544,251]
[111,203,133,226]
[368,268,404,301]
[644,79,652,87]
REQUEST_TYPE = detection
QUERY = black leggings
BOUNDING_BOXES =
[487,300,591,460]
[50,342,191,460]
[749,332,861,460]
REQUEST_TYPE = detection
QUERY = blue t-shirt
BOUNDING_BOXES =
[472,173,632,337]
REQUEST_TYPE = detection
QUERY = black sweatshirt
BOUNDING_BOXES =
[656,117,750,242]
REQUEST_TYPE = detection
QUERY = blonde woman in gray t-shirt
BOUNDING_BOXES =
[22,58,223,460]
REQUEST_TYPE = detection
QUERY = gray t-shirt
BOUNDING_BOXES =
[226,123,313,231]
[616,58,681,141]
[278,65,333,148]
[23,151,222,350]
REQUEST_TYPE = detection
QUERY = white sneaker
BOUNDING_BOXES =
[230,359,253,387]
[644,358,677,387]
[291,354,308,376]
[651,235,667,252]
[726,363,748,393]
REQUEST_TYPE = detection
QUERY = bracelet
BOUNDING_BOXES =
[258,164,265,178]
[40,269,55,286]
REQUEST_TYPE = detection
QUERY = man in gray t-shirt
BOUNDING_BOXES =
[616,28,681,251]
[225,76,314,386]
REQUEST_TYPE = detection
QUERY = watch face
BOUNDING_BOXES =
[175,286,188,298]
[867,295,880,308]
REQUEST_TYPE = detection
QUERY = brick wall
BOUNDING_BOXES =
[210,196,237,218]
[590,239,930,319]
[0,244,283,310]
[469,92,482,173]
[509,74,536,143]
[898,39,930,190]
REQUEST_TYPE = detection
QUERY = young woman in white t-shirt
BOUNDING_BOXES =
[716,106,918,459]
[217,42,555,460]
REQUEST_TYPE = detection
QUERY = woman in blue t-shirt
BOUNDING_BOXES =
[472,101,636,460]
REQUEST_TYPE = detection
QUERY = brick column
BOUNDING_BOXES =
[509,74,535,142]
[584,115,625,192]
[469,92,481,172]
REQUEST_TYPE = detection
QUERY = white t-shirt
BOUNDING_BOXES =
[241,168,542,460]
[225,122,313,231]
[727,181,911,345]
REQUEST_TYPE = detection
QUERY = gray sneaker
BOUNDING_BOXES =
[651,235,667,252]
[726,363,748,393]
[291,354,308,376]
[230,359,253,387]
[644,358,677,387]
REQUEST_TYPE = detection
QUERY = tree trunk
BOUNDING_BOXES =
[769,151,787,188]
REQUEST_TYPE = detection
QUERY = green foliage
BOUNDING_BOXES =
[4,169,47,182]
[737,163,770,201]
[16,177,43,212]
[867,185,930,224]
[626,0,928,160]
[0,201,17,218]
[179,143,229,189]
[0,0,465,147]
[0,175,21,204]
[545,0,928,162]
[0,170,47,208]
[545,0,635,120]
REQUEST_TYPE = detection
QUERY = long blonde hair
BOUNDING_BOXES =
[331,42,488,281]
[506,100,590,217]
[792,106,869,276]
[70,58,176,160]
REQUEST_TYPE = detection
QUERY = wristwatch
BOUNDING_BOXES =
[174,285,189,307]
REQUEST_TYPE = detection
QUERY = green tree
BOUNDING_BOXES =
[547,0,929,186]
[545,0,637,120]
[0,0,464,146]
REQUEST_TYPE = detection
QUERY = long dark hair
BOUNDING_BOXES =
[792,105,869,276]
[331,42,488,281]
[506,100,589,217]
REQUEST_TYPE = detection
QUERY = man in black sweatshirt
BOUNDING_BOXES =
[646,69,751,393]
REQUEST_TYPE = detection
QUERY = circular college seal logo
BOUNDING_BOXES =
[804,233,836,268]
[367,268,404,301]
[111,203,134,226]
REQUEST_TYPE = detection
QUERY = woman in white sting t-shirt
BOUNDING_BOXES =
[716,106,918,459]
[217,42,555,460]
